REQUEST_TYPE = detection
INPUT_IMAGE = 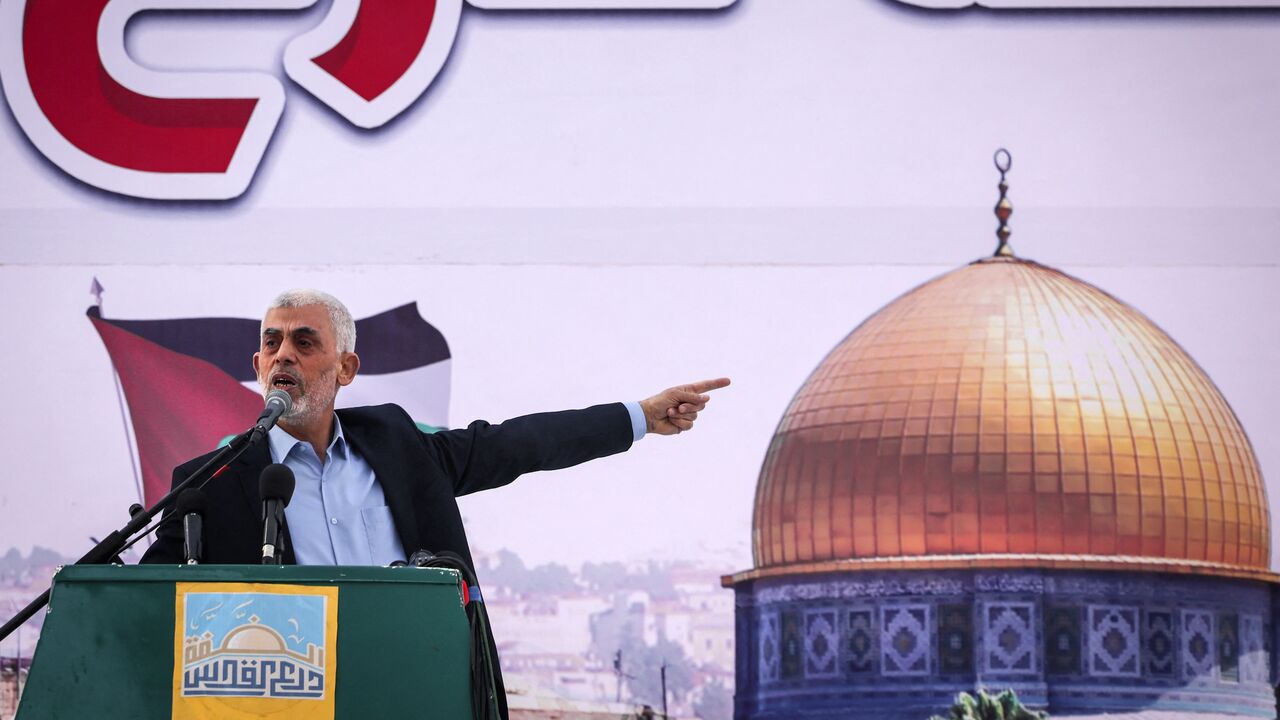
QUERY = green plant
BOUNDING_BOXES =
[928,688,1048,720]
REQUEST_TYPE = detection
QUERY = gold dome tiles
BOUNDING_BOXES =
[752,258,1269,577]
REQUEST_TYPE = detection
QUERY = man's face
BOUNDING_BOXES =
[252,305,358,427]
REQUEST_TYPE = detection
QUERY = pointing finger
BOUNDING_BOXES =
[687,377,731,394]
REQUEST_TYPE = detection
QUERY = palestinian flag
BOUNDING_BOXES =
[88,301,451,505]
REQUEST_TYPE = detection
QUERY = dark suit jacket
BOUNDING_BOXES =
[140,401,633,568]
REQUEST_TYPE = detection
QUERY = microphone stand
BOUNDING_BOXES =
[0,427,267,643]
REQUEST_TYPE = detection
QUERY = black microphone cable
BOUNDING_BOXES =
[407,550,502,720]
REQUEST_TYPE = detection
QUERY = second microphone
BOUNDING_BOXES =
[260,463,296,565]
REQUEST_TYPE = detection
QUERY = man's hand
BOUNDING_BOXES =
[639,377,731,435]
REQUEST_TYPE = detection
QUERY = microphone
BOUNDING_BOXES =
[259,464,296,565]
[252,389,293,440]
[177,488,208,565]
[407,550,437,567]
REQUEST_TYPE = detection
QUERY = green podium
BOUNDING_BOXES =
[17,565,474,719]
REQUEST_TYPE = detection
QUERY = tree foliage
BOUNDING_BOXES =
[0,546,67,580]
[620,634,694,709]
[581,560,677,600]
[483,548,577,594]
[693,679,732,720]
[928,689,1047,720]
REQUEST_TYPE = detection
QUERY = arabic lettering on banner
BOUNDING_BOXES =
[171,582,339,720]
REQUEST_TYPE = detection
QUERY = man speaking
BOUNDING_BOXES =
[140,289,728,708]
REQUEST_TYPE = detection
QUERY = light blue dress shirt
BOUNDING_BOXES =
[623,400,646,443]
[267,417,404,566]
[268,402,647,566]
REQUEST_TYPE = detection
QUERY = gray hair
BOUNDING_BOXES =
[263,289,357,353]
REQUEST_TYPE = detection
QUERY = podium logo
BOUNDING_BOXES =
[0,0,738,201]
[173,583,340,720]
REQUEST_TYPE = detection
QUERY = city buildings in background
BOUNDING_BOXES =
[0,548,60,659]
[477,548,735,720]
[0,547,61,720]
[0,661,26,720]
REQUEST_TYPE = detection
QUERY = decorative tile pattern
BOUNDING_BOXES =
[1044,575,1267,604]
[804,609,839,679]
[937,604,973,675]
[1240,613,1267,683]
[754,569,1272,606]
[881,605,931,676]
[1145,610,1175,677]
[758,611,780,684]
[1046,606,1082,676]
[976,574,1045,594]
[757,577,968,605]
[741,571,1276,720]
[1087,605,1140,677]
[782,610,803,680]
[845,608,876,675]
[1219,613,1239,682]
[1181,609,1215,680]
[983,602,1036,675]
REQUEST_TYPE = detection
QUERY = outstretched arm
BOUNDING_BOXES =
[638,377,731,435]
[422,377,730,497]
[423,402,636,497]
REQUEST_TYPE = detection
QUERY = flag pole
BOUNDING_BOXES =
[92,278,147,508]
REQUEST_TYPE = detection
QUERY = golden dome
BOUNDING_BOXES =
[750,256,1269,580]
[224,622,287,653]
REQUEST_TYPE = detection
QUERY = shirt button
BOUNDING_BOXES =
[330,518,338,525]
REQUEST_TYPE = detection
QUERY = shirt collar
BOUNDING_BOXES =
[266,414,349,464]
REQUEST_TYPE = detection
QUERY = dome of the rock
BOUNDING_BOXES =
[728,247,1277,720]
[751,256,1268,578]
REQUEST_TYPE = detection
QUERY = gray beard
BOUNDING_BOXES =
[260,369,337,429]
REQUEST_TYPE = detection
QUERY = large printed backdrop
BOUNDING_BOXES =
[1,261,1275,572]
[1,3,1278,574]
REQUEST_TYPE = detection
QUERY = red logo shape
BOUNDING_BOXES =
[1,0,311,199]
[286,0,461,129]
